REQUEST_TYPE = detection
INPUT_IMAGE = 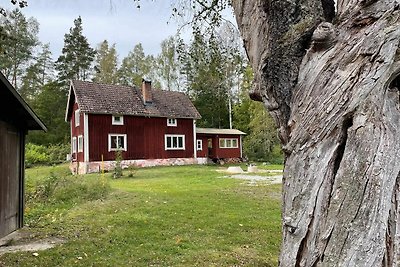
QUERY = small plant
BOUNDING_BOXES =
[126,165,137,178]
[113,149,123,179]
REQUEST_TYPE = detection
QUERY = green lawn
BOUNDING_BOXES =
[0,164,282,266]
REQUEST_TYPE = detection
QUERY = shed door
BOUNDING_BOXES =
[0,121,20,238]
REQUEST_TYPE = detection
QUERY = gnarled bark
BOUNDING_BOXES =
[233,0,400,266]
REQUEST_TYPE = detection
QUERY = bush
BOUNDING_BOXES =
[25,143,70,167]
[26,173,110,205]
[25,171,111,226]
[113,149,123,179]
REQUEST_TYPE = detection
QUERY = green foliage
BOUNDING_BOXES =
[26,81,69,145]
[93,40,119,84]
[24,166,110,227]
[55,16,95,86]
[113,149,123,179]
[0,8,39,90]
[25,143,70,167]
[156,36,180,91]
[25,143,50,166]
[181,31,243,128]
[233,66,283,163]
[117,43,157,87]
[20,43,55,101]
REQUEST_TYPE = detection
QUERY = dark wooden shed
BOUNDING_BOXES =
[0,72,46,238]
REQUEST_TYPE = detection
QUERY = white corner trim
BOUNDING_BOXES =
[240,135,243,158]
[84,113,89,162]
[193,120,197,158]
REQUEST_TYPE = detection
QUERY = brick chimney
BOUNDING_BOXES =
[141,79,153,104]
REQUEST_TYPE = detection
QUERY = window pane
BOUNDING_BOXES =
[111,136,117,149]
[178,137,183,148]
[226,139,232,148]
[232,139,238,147]
[167,136,172,148]
[219,139,225,148]
[114,116,120,122]
[173,136,178,148]
[117,136,122,148]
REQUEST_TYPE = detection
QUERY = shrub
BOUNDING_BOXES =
[25,143,70,167]
[25,143,50,166]
[113,149,123,179]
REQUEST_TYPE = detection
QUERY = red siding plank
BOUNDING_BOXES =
[88,114,194,162]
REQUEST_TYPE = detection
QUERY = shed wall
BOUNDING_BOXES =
[0,121,22,238]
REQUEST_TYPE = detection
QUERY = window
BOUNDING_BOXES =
[75,109,80,127]
[108,134,127,151]
[72,137,77,153]
[112,115,124,125]
[77,135,83,152]
[197,139,203,151]
[219,138,238,148]
[165,135,185,150]
[167,118,177,127]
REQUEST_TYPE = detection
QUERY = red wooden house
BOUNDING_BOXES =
[65,80,245,174]
[196,128,245,163]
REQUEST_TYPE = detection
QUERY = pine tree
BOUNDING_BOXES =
[93,40,118,84]
[55,16,95,86]
[20,43,54,101]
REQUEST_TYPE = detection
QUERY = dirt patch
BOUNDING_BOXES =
[221,174,282,186]
[0,230,65,255]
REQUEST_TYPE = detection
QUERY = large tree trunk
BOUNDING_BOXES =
[232,0,400,266]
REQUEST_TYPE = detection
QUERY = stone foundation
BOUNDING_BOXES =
[70,157,209,175]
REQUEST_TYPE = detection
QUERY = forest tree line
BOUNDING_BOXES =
[0,8,282,163]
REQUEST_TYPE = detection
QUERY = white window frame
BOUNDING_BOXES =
[77,135,83,152]
[75,109,80,127]
[108,134,127,151]
[112,115,124,125]
[165,134,185,150]
[167,118,177,127]
[219,138,239,149]
[196,139,203,151]
[72,137,77,153]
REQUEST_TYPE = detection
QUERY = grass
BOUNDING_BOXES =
[0,164,282,267]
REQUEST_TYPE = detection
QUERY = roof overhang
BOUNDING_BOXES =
[0,72,47,131]
[196,127,246,135]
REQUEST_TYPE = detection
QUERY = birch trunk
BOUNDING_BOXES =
[232,0,400,265]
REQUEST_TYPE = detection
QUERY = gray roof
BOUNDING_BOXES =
[196,127,246,135]
[67,80,201,120]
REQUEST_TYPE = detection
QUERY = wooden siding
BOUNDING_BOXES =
[0,121,22,238]
[88,114,195,161]
[196,133,242,159]
[70,101,84,162]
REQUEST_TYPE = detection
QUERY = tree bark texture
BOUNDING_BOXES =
[233,0,400,266]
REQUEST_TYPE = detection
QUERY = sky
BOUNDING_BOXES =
[8,0,201,60]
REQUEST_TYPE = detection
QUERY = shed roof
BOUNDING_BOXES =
[66,80,201,120]
[196,128,246,135]
[0,72,46,131]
